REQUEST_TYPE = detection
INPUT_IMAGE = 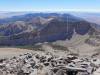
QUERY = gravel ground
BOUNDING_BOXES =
[0,47,34,58]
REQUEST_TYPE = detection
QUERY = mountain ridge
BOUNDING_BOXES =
[0,13,99,46]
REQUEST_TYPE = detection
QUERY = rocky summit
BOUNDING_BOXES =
[0,12,100,75]
[0,51,100,75]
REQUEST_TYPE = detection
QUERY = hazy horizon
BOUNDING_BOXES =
[0,0,100,13]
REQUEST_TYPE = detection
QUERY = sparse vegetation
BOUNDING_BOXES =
[13,45,45,51]
[49,44,69,51]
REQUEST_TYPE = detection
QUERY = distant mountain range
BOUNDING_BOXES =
[0,12,99,46]
[71,12,100,25]
[0,12,29,19]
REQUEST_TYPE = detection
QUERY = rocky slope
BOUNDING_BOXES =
[0,13,99,46]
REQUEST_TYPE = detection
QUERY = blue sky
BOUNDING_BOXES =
[0,0,100,12]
